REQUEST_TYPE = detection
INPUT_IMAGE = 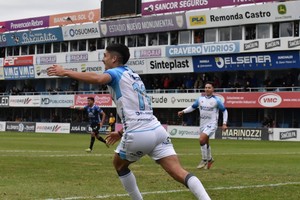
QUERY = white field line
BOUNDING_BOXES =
[45,181,300,200]
[1,150,300,157]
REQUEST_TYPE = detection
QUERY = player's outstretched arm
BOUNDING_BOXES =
[70,105,84,110]
[47,64,111,85]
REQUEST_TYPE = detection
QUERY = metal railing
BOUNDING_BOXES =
[1,86,300,96]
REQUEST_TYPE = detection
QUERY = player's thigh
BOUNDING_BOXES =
[115,131,157,162]
[201,125,217,137]
[148,126,177,160]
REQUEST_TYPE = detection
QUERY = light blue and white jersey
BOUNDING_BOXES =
[191,95,228,128]
[104,66,160,132]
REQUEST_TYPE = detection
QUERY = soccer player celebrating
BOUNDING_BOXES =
[178,82,228,169]
[71,97,108,151]
[48,44,211,200]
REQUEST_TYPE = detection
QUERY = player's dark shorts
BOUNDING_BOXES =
[91,124,100,135]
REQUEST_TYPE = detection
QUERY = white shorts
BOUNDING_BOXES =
[200,124,217,137]
[115,125,176,162]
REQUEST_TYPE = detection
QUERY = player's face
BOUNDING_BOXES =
[87,99,94,106]
[204,83,214,96]
[102,51,118,70]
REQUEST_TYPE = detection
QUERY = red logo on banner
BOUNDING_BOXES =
[4,56,34,66]
[74,94,112,107]
[258,93,282,107]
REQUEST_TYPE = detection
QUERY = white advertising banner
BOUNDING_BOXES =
[167,125,216,139]
[36,123,70,134]
[241,37,300,53]
[34,62,104,78]
[127,59,147,74]
[40,95,74,107]
[146,57,193,74]
[132,47,165,59]
[0,121,6,131]
[186,1,300,29]
[150,93,198,108]
[9,95,41,107]
[0,58,3,66]
[62,23,101,40]
[270,128,300,141]
[0,66,4,80]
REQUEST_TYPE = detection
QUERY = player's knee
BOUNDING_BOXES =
[199,135,208,145]
[199,138,206,146]
[116,167,131,176]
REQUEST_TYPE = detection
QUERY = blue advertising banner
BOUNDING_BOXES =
[166,42,240,57]
[2,27,63,47]
[193,51,300,72]
[3,66,35,79]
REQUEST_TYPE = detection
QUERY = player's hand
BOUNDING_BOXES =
[47,64,66,77]
[222,124,228,131]
[178,111,184,117]
[105,131,121,145]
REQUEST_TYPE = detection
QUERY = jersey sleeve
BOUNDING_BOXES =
[104,67,124,86]
[103,69,116,86]
[95,105,102,113]
[191,97,200,109]
[215,97,226,112]
[215,96,228,124]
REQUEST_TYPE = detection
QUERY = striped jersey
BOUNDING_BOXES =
[83,105,103,126]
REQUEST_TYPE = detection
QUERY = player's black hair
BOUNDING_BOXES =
[106,43,130,65]
[205,81,215,88]
[87,97,95,101]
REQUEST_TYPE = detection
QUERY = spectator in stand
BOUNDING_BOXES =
[185,76,195,90]
[263,76,272,91]
[213,75,221,89]
[10,86,20,95]
[177,83,187,93]
[89,43,96,51]
[194,74,204,90]
[243,81,251,92]
[163,75,171,90]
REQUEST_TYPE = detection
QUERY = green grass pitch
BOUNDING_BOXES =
[0,132,300,200]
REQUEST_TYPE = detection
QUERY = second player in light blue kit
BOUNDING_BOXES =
[178,82,228,169]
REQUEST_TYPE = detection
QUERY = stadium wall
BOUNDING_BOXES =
[2,121,300,142]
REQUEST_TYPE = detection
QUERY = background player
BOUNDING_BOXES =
[178,81,228,169]
[71,97,108,151]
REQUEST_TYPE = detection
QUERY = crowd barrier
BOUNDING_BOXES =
[1,122,300,142]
